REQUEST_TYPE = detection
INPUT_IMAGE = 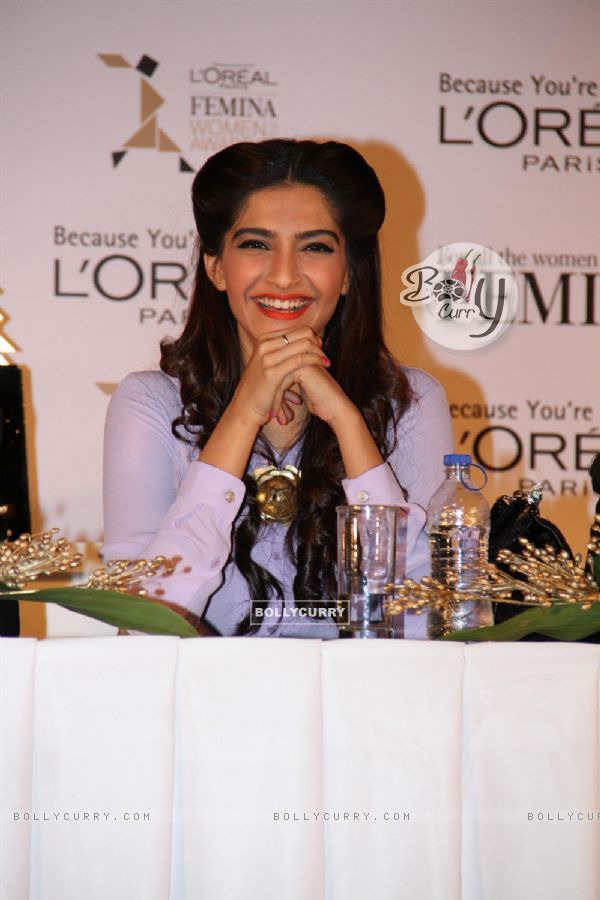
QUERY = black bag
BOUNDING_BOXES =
[489,485,573,566]
[488,484,600,642]
[590,454,600,515]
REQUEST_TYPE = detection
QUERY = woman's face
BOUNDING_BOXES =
[206,184,349,360]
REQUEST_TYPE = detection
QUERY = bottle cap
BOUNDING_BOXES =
[443,453,471,466]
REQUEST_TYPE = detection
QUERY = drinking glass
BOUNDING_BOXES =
[387,506,408,638]
[336,505,401,639]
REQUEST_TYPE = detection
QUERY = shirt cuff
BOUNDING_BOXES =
[342,462,406,505]
[179,460,246,522]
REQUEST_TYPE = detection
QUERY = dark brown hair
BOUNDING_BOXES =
[161,139,412,633]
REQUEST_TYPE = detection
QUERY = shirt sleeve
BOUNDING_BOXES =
[342,370,454,581]
[101,373,246,616]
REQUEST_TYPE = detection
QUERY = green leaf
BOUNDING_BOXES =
[0,587,198,637]
[441,601,600,642]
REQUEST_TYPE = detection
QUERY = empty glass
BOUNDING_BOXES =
[389,505,408,638]
[336,505,406,639]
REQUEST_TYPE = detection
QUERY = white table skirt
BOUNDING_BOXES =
[1,637,599,900]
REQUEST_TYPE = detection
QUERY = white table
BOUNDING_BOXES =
[1,637,599,899]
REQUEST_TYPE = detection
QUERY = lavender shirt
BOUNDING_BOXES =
[102,368,453,639]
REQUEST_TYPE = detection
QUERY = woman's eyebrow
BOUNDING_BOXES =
[296,229,340,244]
[232,227,274,240]
[231,227,340,244]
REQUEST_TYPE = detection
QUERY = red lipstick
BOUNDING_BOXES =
[251,293,314,320]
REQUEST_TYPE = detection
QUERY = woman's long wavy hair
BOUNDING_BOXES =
[161,139,413,634]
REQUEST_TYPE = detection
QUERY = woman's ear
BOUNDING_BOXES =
[204,254,226,291]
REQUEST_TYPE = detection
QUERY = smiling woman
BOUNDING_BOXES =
[101,139,453,638]
[205,185,348,354]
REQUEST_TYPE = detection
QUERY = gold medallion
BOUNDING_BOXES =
[252,465,301,524]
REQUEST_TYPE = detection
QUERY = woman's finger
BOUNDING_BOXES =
[283,387,303,406]
[270,364,324,422]
[270,387,288,424]
[258,326,322,347]
[268,349,331,376]
[276,406,291,426]
[256,330,322,362]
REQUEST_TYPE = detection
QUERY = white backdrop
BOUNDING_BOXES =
[1,1,599,553]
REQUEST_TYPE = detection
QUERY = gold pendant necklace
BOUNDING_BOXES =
[252,465,301,524]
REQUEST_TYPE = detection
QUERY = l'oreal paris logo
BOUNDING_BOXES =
[400,242,519,351]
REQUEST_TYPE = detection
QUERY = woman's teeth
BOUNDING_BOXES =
[254,297,310,310]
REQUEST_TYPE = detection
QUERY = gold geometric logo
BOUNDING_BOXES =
[95,382,118,397]
[98,53,193,172]
[0,289,18,365]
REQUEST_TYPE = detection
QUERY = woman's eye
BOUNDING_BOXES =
[238,239,269,250]
[303,242,334,253]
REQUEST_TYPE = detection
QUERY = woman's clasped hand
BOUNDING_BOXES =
[231,326,333,428]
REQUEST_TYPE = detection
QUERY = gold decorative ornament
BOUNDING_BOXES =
[0,528,82,589]
[0,529,198,637]
[252,465,301,524]
[388,533,600,637]
[86,556,180,596]
[0,527,178,595]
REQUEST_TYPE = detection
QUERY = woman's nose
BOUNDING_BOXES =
[266,247,302,289]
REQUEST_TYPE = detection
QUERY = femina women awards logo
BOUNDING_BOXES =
[400,242,518,350]
[98,53,193,172]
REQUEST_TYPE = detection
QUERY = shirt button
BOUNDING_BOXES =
[357,490,369,502]
[225,490,235,503]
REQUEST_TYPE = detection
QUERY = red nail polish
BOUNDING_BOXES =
[321,356,331,365]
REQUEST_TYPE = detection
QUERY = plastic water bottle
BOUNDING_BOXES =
[426,453,493,637]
